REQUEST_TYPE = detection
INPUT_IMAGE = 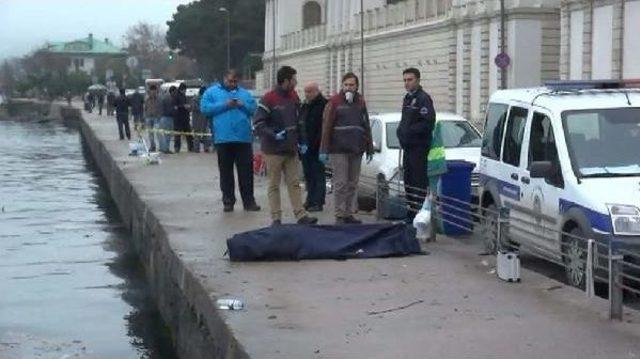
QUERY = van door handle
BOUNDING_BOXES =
[510,173,519,181]
[521,176,530,184]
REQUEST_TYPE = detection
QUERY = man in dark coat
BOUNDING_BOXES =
[130,89,144,131]
[113,88,131,140]
[299,82,327,212]
[173,83,194,152]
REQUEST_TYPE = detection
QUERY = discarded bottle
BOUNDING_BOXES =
[216,298,244,310]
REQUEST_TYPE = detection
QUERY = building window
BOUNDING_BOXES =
[302,1,322,29]
[73,58,84,71]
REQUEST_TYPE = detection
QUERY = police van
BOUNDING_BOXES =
[478,80,640,288]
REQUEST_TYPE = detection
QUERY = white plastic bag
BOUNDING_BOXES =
[413,195,432,240]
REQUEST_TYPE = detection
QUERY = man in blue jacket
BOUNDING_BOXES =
[201,70,260,212]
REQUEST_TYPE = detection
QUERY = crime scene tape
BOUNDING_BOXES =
[135,127,213,137]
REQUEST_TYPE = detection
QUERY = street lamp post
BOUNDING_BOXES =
[271,0,277,87]
[219,7,231,72]
[360,0,365,97]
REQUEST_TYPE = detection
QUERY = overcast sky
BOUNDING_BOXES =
[0,0,192,60]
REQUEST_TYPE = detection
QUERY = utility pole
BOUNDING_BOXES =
[500,0,507,89]
[272,0,277,87]
[219,7,231,72]
[360,0,365,96]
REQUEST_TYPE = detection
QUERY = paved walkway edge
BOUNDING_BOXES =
[69,104,250,359]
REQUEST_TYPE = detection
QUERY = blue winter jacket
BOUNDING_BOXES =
[200,83,257,144]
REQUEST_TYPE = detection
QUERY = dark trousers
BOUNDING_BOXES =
[301,149,326,207]
[403,146,429,221]
[173,115,193,152]
[116,114,131,140]
[216,142,256,207]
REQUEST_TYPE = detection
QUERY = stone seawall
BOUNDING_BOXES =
[66,104,249,359]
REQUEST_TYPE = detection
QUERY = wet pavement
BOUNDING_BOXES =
[75,105,640,359]
[0,118,176,358]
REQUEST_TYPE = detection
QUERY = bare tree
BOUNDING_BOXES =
[123,21,198,80]
[124,22,170,79]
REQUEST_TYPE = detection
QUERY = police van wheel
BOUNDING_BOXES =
[563,227,586,289]
[481,203,499,254]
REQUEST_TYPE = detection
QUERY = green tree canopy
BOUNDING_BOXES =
[166,0,265,81]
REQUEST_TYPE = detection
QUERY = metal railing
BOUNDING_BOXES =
[351,171,640,321]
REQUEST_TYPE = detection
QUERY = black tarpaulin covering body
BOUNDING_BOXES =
[226,223,422,261]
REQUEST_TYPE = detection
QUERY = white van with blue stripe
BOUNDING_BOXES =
[478,80,640,288]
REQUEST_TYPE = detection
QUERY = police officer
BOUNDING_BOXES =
[396,68,436,223]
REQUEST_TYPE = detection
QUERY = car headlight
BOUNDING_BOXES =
[607,204,640,235]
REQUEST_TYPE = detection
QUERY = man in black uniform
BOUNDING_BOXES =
[174,83,194,152]
[113,88,132,140]
[396,68,436,223]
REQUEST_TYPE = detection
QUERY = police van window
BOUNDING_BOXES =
[529,112,563,187]
[481,103,509,160]
[371,119,382,151]
[502,106,528,167]
[563,108,640,177]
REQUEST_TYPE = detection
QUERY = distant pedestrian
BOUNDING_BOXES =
[107,91,116,116]
[173,83,194,152]
[191,86,212,153]
[159,86,177,154]
[113,88,131,140]
[299,82,327,212]
[254,66,317,226]
[87,92,95,113]
[320,72,373,224]
[130,89,144,131]
[144,84,162,152]
[201,70,260,212]
[65,91,72,106]
[396,67,436,223]
[97,92,105,115]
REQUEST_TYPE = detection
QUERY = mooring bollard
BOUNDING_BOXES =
[609,243,623,321]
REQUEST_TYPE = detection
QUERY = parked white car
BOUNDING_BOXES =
[358,112,482,217]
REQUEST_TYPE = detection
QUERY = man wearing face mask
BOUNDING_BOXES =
[320,72,373,224]
[396,67,436,223]
[254,66,318,226]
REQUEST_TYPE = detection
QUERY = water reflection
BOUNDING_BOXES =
[0,118,176,359]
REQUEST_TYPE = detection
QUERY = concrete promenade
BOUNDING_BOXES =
[76,104,640,359]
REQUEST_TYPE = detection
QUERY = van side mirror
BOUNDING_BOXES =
[530,161,553,179]
[373,141,381,153]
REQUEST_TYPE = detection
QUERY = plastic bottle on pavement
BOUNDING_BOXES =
[216,298,244,310]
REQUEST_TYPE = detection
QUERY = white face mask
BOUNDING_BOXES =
[344,91,354,103]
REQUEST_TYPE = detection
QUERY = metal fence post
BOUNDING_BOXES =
[609,242,624,321]
[586,239,595,298]
[428,194,437,243]
[497,207,510,252]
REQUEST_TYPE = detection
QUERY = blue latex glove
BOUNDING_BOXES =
[319,152,329,164]
[275,130,287,141]
[298,143,308,155]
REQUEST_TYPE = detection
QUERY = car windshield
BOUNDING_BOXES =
[386,120,482,149]
[562,108,640,178]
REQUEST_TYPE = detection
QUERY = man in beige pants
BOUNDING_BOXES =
[254,66,318,226]
[319,72,373,224]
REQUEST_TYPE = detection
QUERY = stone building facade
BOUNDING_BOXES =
[560,0,640,81]
[258,0,562,124]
